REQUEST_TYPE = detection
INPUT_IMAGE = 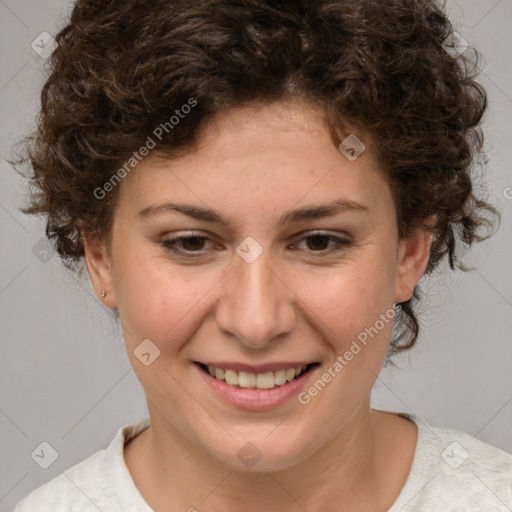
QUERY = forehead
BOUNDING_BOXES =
[116,101,394,224]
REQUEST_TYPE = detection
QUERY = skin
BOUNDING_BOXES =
[83,99,432,511]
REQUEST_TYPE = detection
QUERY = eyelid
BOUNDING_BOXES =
[292,230,352,243]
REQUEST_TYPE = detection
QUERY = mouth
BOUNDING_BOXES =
[195,362,320,391]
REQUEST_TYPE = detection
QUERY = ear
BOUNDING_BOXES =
[394,216,435,303]
[81,230,118,309]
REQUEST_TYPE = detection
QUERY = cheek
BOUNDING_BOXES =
[302,257,395,325]
[113,247,222,352]
[112,223,398,362]
[294,255,397,372]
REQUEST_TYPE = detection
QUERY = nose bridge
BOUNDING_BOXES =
[215,244,294,348]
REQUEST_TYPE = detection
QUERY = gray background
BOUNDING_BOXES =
[1,0,511,510]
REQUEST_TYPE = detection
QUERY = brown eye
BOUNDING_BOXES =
[305,235,331,251]
[180,236,207,251]
[161,234,213,255]
[292,232,351,255]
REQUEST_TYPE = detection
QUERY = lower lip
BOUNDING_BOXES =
[194,363,318,411]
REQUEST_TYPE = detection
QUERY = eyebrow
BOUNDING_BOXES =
[137,198,370,226]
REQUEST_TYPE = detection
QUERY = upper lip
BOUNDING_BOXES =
[195,361,318,373]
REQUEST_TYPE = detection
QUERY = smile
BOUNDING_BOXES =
[196,363,319,390]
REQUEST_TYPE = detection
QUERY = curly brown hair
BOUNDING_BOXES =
[15,0,499,357]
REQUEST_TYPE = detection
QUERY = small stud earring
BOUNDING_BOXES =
[101,290,107,299]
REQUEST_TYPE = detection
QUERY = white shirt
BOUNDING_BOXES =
[13,411,512,511]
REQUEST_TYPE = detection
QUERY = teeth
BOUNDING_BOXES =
[256,372,275,389]
[274,369,287,385]
[224,369,239,386]
[206,365,309,389]
[238,371,256,388]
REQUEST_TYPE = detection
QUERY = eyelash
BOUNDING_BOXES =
[160,231,352,258]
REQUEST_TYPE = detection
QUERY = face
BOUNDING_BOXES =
[85,100,430,471]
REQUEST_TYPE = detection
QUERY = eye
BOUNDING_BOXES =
[160,231,351,259]
[291,232,351,254]
[161,233,217,256]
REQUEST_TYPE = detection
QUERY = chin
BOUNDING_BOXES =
[205,429,320,473]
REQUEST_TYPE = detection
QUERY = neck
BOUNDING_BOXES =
[124,399,407,512]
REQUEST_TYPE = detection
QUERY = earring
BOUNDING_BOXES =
[101,290,107,299]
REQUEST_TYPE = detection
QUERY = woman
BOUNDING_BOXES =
[13,0,512,510]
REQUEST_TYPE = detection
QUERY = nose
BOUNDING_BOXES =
[215,246,296,350]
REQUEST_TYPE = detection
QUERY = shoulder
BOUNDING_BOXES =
[13,418,151,512]
[12,448,113,512]
[391,412,512,511]
[425,422,512,479]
